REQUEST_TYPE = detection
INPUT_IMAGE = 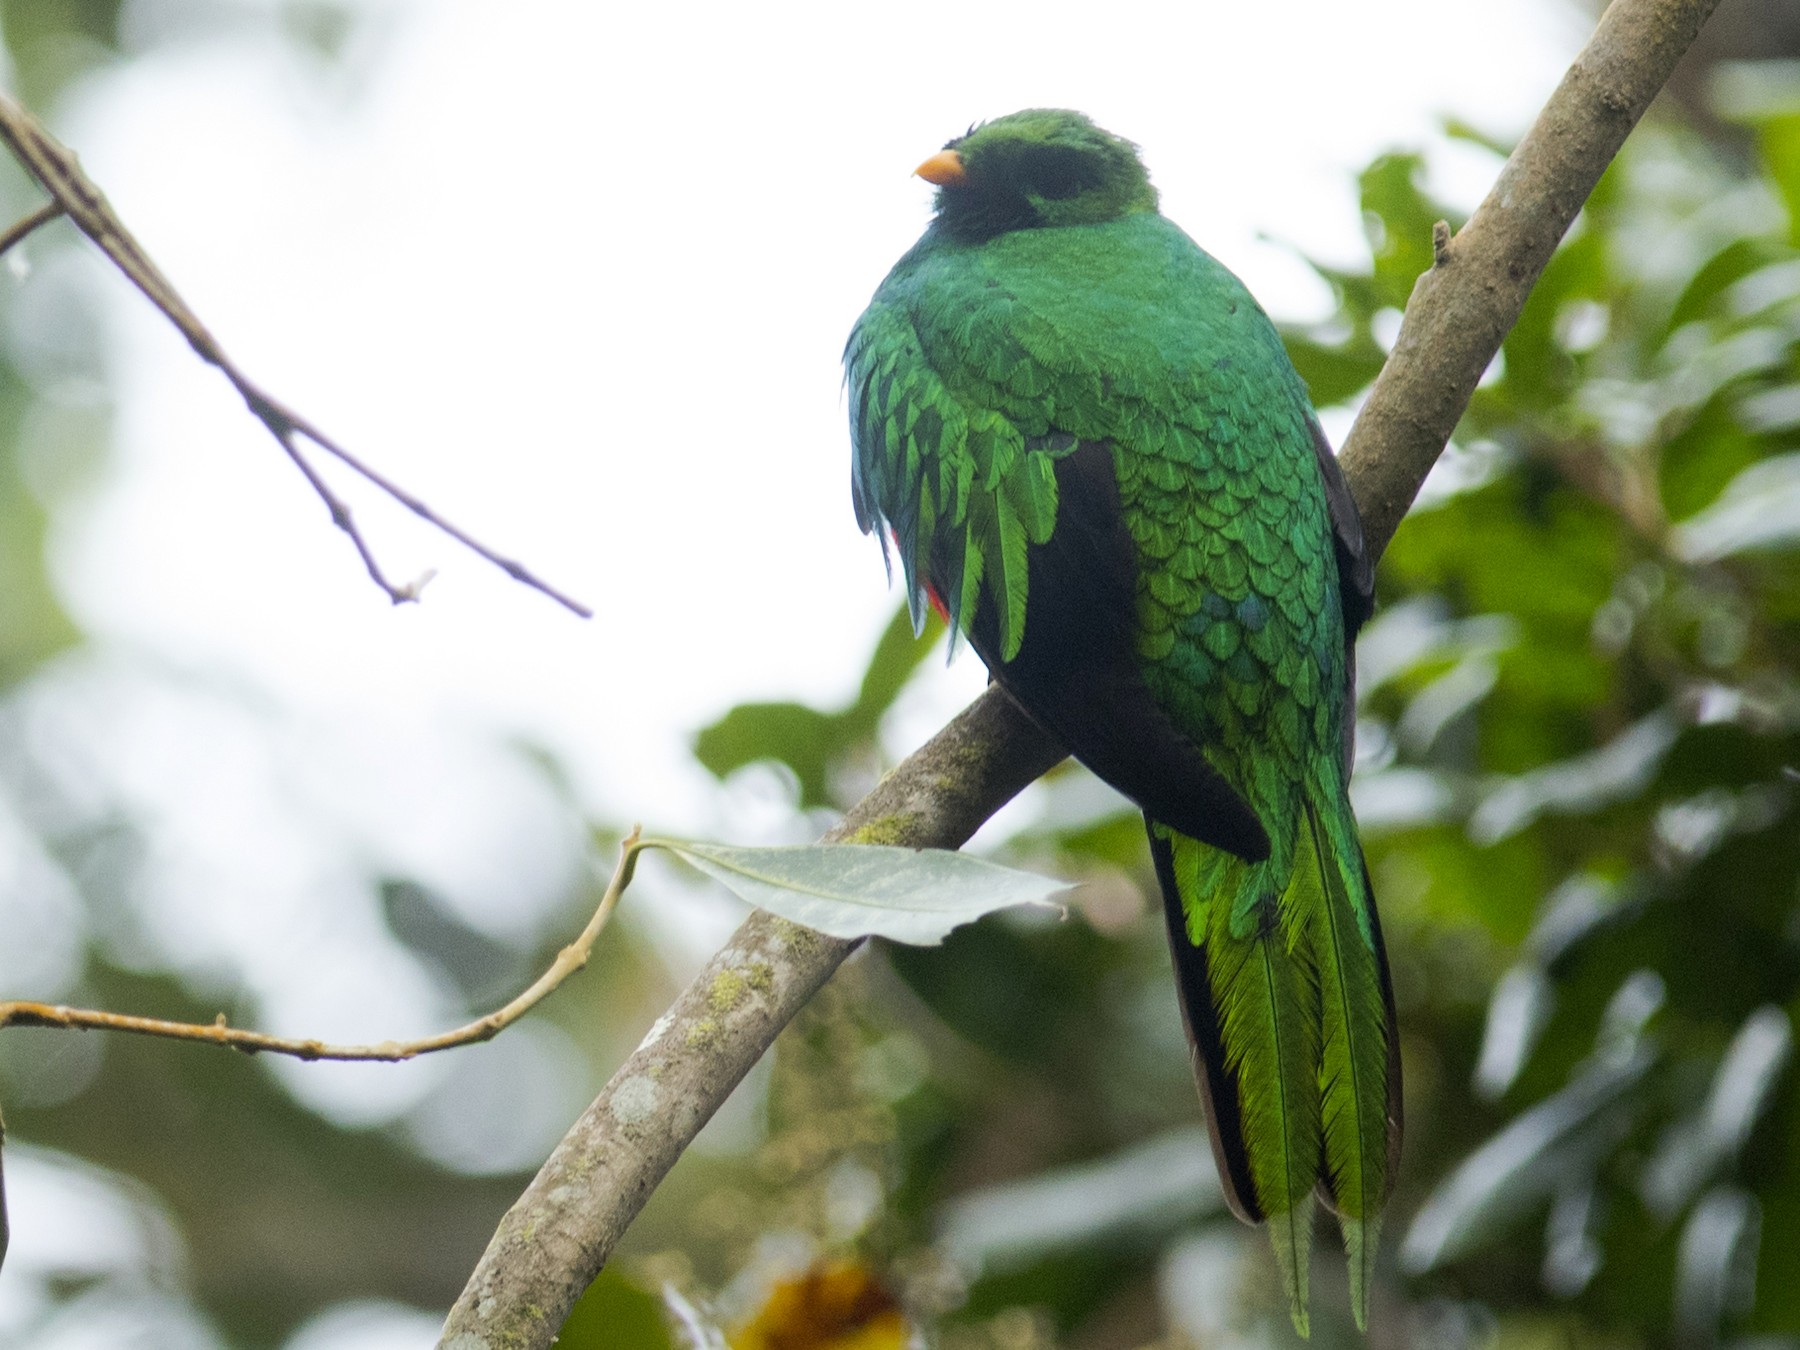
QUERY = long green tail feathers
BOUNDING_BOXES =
[1152,798,1399,1335]
[1210,903,1320,1334]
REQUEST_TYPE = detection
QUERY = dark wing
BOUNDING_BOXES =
[1310,416,1373,636]
[1310,416,1374,777]
[1147,819,1263,1220]
[956,438,1270,861]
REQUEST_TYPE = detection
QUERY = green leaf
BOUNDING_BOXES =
[1400,1042,1654,1272]
[642,839,1067,945]
[1359,152,1456,307]
[1670,451,1800,560]
[691,701,842,806]
[851,601,947,724]
[1280,331,1385,409]
[558,1268,675,1350]
[692,605,943,808]
[1754,112,1800,247]
[1642,1006,1793,1218]
[884,893,1127,1063]
[1659,396,1768,522]
[1441,116,1514,158]
[1664,238,1778,338]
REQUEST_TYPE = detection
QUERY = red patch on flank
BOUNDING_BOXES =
[924,584,949,624]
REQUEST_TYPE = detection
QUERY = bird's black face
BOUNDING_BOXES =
[924,109,1158,243]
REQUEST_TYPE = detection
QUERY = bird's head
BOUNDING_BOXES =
[917,109,1158,242]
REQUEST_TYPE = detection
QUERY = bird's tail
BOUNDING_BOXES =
[1148,790,1400,1335]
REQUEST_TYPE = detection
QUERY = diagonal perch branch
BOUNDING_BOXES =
[438,0,1723,1344]
[443,689,1065,1346]
[0,92,591,618]
[1333,0,1720,560]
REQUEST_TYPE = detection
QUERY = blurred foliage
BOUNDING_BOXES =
[559,1268,675,1350]
[726,1259,909,1350]
[0,0,124,111]
[695,605,946,810]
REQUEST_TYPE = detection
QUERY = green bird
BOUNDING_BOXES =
[845,110,1401,1333]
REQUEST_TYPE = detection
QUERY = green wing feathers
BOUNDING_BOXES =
[1157,793,1396,1335]
[847,306,1063,660]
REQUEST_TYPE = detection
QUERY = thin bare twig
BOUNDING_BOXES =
[0,828,642,1062]
[0,199,62,256]
[0,91,591,618]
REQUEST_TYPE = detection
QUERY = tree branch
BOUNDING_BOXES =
[442,691,1063,1347]
[0,199,62,256]
[438,1,1722,1344]
[0,829,642,1063]
[1336,0,1721,559]
[0,92,592,618]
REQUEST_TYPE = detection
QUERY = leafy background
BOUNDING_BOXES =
[1,2,1798,1348]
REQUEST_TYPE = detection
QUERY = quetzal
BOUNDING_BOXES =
[844,110,1401,1333]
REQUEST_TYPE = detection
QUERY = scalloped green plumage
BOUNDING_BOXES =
[846,109,1399,1334]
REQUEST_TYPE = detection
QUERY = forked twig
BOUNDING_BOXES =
[0,199,61,256]
[0,92,591,617]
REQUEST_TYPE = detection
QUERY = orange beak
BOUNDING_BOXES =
[914,149,967,187]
